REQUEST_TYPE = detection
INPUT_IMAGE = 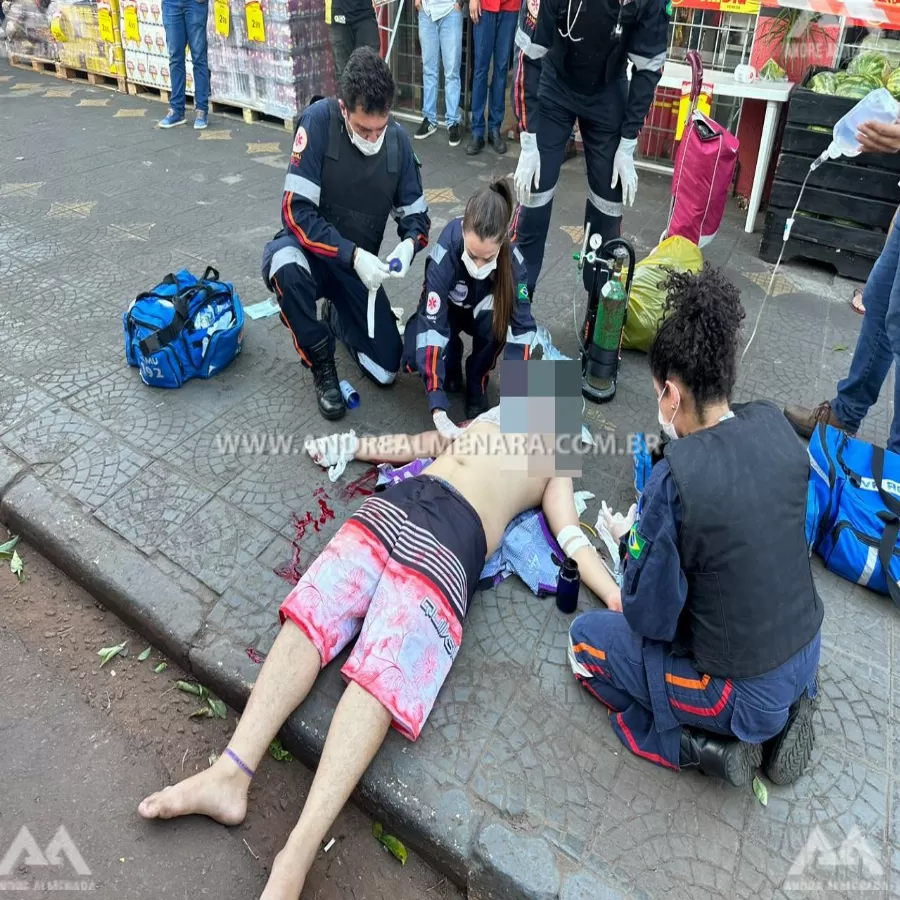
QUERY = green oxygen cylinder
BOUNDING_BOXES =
[593,263,627,353]
[583,251,628,401]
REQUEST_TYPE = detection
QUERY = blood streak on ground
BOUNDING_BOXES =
[274,488,338,584]
[340,467,379,501]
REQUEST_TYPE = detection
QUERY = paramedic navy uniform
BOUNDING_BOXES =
[401,217,537,412]
[512,0,667,295]
[261,98,430,385]
[569,402,824,769]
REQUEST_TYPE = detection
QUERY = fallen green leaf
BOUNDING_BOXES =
[269,739,293,762]
[372,822,407,865]
[207,697,227,719]
[153,662,167,674]
[98,641,128,668]
[753,775,768,807]
[176,680,208,698]
[137,647,152,662]
[10,550,24,583]
[832,344,848,352]
[189,706,212,719]
[0,535,21,555]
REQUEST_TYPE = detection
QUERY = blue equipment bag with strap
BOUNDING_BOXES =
[123,266,244,388]
[807,422,900,606]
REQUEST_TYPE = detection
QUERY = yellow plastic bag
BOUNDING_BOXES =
[622,237,703,353]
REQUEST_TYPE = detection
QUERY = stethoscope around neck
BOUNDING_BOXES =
[558,0,624,43]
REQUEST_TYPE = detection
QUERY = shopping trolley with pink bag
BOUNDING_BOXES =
[661,50,740,248]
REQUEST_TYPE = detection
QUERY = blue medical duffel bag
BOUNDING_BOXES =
[807,422,900,606]
[123,266,244,388]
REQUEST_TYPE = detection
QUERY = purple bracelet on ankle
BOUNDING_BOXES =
[224,747,256,779]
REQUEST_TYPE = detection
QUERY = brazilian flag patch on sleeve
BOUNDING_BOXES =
[627,525,647,561]
[517,283,529,302]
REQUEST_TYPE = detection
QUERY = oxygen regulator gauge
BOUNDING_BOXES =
[589,234,602,251]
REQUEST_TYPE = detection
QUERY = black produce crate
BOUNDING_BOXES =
[776,151,900,199]
[760,208,879,281]
[780,123,900,174]
[769,180,896,230]
[786,67,860,128]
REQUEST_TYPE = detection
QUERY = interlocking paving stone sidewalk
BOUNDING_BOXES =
[1,58,898,898]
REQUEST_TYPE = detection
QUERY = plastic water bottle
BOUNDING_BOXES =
[555,557,580,614]
[828,88,900,159]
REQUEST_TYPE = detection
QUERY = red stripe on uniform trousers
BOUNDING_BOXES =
[668,680,734,718]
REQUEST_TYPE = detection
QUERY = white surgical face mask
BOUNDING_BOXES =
[344,113,386,156]
[657,383,680,440]
[462,247,498,280]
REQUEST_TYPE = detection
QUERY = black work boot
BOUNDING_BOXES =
[465,393,491,421]
[763,690,816,786]
[466,134,485,156]
[444,334,464,393]
[445,369,464,394]
[307,338,345,421]
[488,128,507,154]
[679,728,762,787]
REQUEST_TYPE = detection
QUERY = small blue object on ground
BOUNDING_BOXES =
[194,111,209,130]
[159,110,186,128]
[340,380,360,409]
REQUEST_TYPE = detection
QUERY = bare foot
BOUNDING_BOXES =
[259,845,311,900]
[138,759,249,825]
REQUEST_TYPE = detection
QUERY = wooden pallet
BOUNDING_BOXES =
[209,98,294,133]
[8,53,60,76]
[56,63,127,92]
[127,81,172,104]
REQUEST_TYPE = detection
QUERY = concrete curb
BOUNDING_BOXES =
[0,463,574,899]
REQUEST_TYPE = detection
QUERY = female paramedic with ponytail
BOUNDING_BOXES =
[401,178,536,435]
[568,266,824,789]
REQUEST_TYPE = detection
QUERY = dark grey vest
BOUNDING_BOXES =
[664,401,824,679]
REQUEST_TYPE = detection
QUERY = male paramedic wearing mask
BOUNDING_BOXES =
[262,47,431,421]
[511,0,668,299]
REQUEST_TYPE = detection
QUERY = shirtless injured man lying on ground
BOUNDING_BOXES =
[138,402,619,900]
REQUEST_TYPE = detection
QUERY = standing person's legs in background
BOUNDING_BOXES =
[160,0,188,126]
[329,22,355,83]
[437,6,463,145]
[466,9,497,155]
[184,0,210,128]
[352,11,381,52]
[486,9,516,153]
[417,9,441,138]
[511,86,576,297]
[784,220,900,450]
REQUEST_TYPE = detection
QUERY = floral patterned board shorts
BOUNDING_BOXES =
[279,475,487,741]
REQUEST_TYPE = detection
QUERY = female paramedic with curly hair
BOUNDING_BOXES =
[569,266,824,788]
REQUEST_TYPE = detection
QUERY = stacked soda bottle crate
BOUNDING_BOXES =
[119,0,194,95]
[207,0,335,121]
[4,0,59,63]
[50,0,126,83]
